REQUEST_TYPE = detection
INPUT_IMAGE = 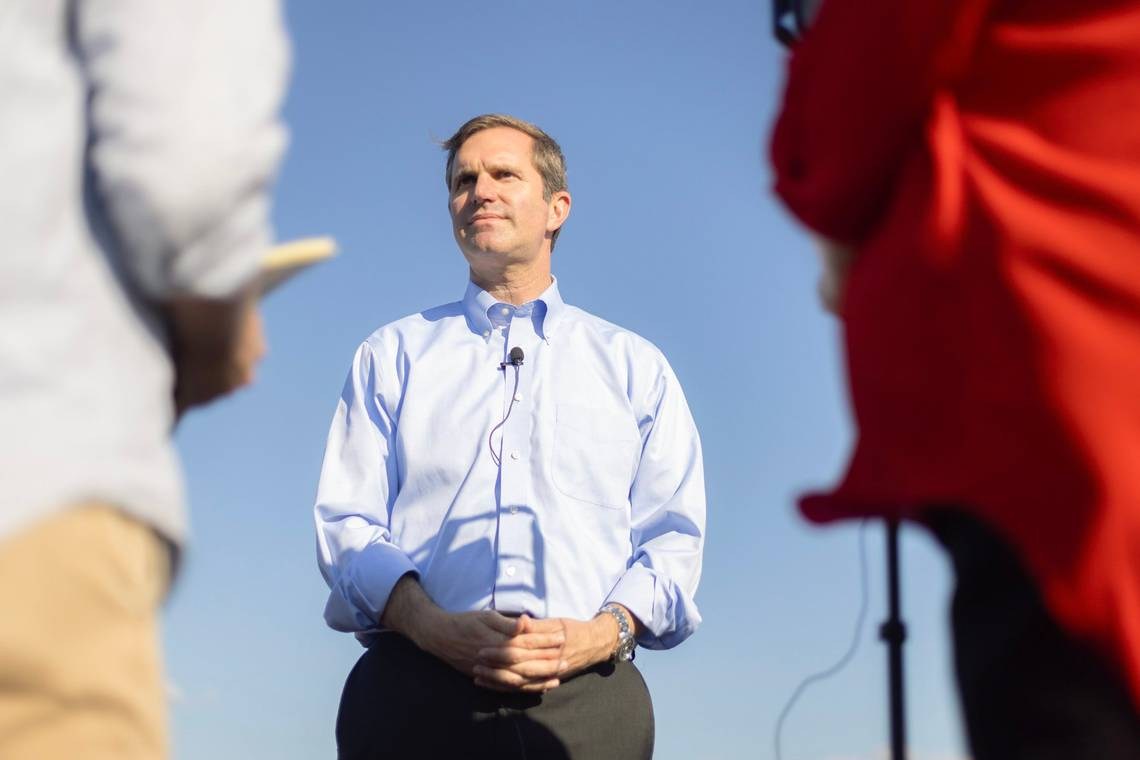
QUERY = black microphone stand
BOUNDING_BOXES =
[880,519,907,760]
[771,4,909,756]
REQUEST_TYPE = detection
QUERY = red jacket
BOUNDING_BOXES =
[772,0,1140,708]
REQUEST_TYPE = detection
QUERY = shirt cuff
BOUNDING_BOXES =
[166,193,270,299]
[606,562,702,651]
[604,564,699,651]
[324,542,419,632]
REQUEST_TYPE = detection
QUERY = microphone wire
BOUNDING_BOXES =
[773,517,871,760]
[488,361,522,467]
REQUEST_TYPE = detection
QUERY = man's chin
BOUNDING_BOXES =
[461,237,511,257]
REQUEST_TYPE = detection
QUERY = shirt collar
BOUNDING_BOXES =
[461,276,567,341]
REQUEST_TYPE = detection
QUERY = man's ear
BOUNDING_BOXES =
[547,190,571,233]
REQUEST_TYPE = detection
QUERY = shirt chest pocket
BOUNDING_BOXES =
[551,402,641,510]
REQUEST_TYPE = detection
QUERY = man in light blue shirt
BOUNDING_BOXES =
[315,114,705,759]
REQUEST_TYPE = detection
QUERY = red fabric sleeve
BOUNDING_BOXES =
[770,0,994,243]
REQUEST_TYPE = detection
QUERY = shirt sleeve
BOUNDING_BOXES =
[74,0,291,300]
[770,0,993,243]
[314,341,418,633]
[604,355,706,650]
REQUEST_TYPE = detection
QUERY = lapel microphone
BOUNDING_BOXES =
[500,346,525,370]
[489,347,525,466]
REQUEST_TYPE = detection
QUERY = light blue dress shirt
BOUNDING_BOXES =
[315,278,705,649]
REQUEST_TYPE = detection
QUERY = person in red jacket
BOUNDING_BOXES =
[771,1,1140,757]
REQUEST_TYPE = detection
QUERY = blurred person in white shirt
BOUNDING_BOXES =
[0,2,290,757]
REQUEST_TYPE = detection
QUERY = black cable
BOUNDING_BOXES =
[487,363,521,467]
[773,517,871,760]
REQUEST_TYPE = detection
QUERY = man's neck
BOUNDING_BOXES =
[470,265,553,306]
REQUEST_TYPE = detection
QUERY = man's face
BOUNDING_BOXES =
[448,127,565,267]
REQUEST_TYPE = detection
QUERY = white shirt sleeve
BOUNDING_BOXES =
[75,0,291,299]
[605,355,706,649]
[315,341,419,632]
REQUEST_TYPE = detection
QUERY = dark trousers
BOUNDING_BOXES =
[929,510,1140,760]
[336,632,654,760]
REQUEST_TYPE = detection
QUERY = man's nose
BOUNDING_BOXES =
[473,172,496,203]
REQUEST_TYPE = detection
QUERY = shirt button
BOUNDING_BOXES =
[513,392,523,402]
[509,450,520,460]
[509,505,519,515]
[505,565,517,577]
[500,306,510,316]
[482,330,490,338]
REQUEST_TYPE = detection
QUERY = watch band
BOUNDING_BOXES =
[600,603,636,663]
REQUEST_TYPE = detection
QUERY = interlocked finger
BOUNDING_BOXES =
[508,630,566,649]
[477,644,562,666]
[473,657,565,688]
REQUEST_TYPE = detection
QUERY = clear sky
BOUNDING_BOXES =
[166,1,969,758]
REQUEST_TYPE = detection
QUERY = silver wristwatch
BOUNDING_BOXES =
[600,603,636,663]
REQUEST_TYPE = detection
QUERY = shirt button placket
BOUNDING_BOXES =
[494,309,539,613]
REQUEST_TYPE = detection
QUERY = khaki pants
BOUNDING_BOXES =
[0,505,170,759]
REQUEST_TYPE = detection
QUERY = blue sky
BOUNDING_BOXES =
[166,1,968,757]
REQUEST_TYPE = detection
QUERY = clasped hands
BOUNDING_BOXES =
[422,610,619,694]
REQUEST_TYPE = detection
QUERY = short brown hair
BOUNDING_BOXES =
[443,114,569,245]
